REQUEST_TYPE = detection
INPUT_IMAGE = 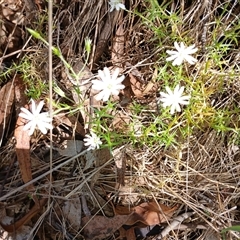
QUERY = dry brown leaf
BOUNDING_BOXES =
[125,62,145,83]
[0,197,47,232]
[0,81,14,147]
[129,73,144,98]
[111,110,131,131]
[142,81,155,95]
[116,201,178,226]
[62,198,82,229]
[126,227,136,240]
[122,73,143,100]
[142,68,159,95]
[54,113,86,139]
[82,214,131,240]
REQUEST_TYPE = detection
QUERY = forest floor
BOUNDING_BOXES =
[0,0,240,239]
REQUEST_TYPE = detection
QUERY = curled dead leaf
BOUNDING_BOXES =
[116,201,178,226]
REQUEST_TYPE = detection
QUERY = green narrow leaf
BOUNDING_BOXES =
[26,28,42,40]
[221,225,240,233]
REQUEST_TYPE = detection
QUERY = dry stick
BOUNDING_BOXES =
[48,0,53,203]
[0,49,35,61]
[153,212,194,240]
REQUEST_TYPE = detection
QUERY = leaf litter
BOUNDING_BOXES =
[0,0,240,239]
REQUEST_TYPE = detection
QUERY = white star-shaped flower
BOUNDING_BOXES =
[109,0,126,12]
[19,99,53,136]
[159,84,191,114]
[166,42,198,66]
[92,67,125,102]
[83,132,102,151]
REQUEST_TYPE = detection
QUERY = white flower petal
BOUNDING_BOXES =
[111,89,121,96]
[35,100,44,115]
[179,95,191,101]
[98,69,106,81]
[166,55,177,62]
[160,92,170,98]
[22,121,33,131]
[166,41,198,66]
[83,141,91,146]
[19,112,33,121]
[95,90,110,102]
[19,99,53,136]
[102,92,111,102]
[30,99,36,113]
[39,115,52,123]
[92,80,104,90]
[37,125,47,134]
[115,75,125,84]
[118,3,126,9]
[174,42,180,51]
[112,68,120,80]
[166,50,178,55]
[109,0,126,11]
[165,86,173,95]
[178,100,190,105]
[184,55,198,64]
[172,57,184,66]
[38,121,53,130]
[19,108,33,119]
[94,92,104,101]
[159,85,191,114]
[162,100,172,107]
[179,42,185,50]
[103,67,111,80]
[174,85,184,95]
[23,121,36,135]
[37,120,53,134]
[162,102,170,108]
[92,67,125,101]
[170,105,176,114]
[83,132,102,151]
[186,47,198,54]
[174,103,181,112]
